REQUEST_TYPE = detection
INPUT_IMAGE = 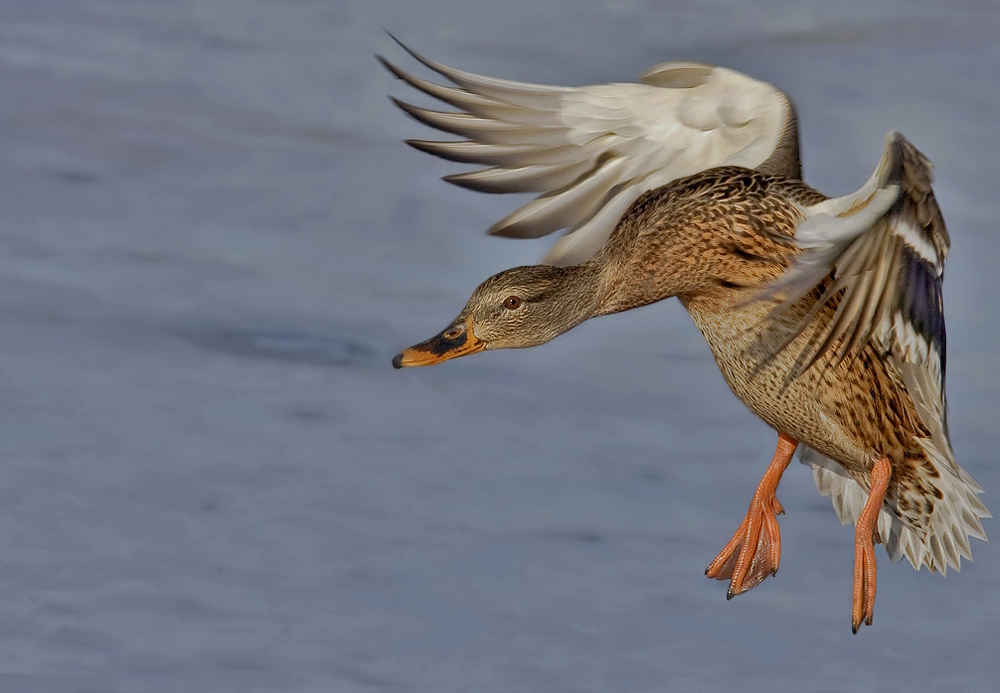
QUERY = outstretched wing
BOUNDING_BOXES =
[381,38,800,266]
[767,132,988,572]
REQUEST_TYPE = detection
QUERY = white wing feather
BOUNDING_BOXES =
[768,133,989,573]
[381,39,799,266]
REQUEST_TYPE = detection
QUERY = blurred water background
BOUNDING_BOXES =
[0,1,998,691]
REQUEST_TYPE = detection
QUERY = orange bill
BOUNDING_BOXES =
[392,317,485,368]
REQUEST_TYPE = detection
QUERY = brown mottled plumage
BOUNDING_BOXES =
[611,169,940,533]
[386,45,989,631]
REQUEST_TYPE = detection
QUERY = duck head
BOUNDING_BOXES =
[393,264,600,368]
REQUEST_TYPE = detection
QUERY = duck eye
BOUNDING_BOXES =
[503,296,522,310]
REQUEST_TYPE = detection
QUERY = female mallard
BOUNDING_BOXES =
[383,41,988,632]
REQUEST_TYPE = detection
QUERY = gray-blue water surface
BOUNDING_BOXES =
[0,1,997,691]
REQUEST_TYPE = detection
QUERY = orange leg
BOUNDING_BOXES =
[706,432,798,598]
[852,456,891,633]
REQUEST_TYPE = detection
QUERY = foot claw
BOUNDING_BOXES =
[706,497,782,597]
[706,434,797,600]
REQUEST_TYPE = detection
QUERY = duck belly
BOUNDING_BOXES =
[680,295,874,474]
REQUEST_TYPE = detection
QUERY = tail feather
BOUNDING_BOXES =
[800,446,988,574]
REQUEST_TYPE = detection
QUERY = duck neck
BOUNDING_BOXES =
[544,261,606,333]
[544,225,696,330]
[581,219,713,316]
[580,242,671,318]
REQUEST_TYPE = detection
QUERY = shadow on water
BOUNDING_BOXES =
[171,324,382,367]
